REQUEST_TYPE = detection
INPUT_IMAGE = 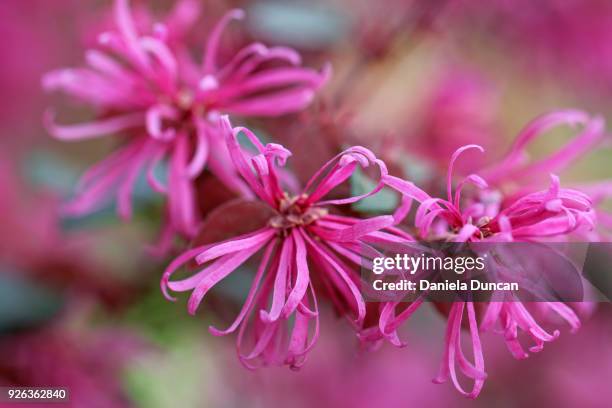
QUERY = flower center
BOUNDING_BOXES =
[269,193,328,232]
[447,216,493,241]
[154,88,214,138]
[476,217,494,239]
[176,89,195,111]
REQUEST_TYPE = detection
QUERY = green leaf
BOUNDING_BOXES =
[123,328,217,408]
[247,1,347,49]
[351,168,398,214]
[0,270,64,332]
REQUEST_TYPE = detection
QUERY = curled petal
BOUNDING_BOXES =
[454,174,488,207]
[140,36,178,88]
[161,245,209,301]
[114,0,152,73]
[305,146,388,206]
[202,9,245,73]
[186,126,209,178]
[146,105,178,141]
[216,43,268,80]
[198,119,253,197]
[483,110,605,184]
[447,145,484,203]
[222,45,303,81]
[222,116,288,205]
[433,302,487,399]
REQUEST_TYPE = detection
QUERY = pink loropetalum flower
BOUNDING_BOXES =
[43,0,330,243]
[454,0,612,97]
[0,154,131,307]
[0,323,146,408]
[376,115,601,397]
[478,110,610,240]
[410,66,500,175]
[161,116,411,369]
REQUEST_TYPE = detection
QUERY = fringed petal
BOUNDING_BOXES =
[280,230,310,318]
[259,236,294,323]
[482,110,605,184]
[187,243,267,315]
[194,228,275,264]
[311,215,394,242]
[303,231,366,326]
[202,9,245,73]
[447,145,484,202]
[433,302,487,399]
[209,241,277,336]
[45,110,144,141]
[114,0,152,74]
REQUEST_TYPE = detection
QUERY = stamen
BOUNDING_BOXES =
[269,193,328,234]
[177,89,195,110]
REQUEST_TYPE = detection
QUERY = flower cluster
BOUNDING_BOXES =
[44,0,612,400]
[375,110,606,397]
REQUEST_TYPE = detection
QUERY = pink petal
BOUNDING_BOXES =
[280,230,310,318]
[259,237,294,323]
[447,145,484,202]
[209,241,277,336]
[187,243,266,315]
[222,88,315,117]
[312,215,394,242]
[45,110,144,141]
[195,228,276,264]
[202,9,245,73]
[114,0,152,74]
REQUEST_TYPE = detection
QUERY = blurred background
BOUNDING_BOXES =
[1,0,612,406]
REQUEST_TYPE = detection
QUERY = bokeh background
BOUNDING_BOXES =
[1,0,612,407]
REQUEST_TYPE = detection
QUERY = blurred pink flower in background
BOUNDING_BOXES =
[0,0,88,152]
[0,321,146,408]
[225,315,472,408]
[220,305,612,407]
[43,0,330,246]
[377,65,501,196]
[0,155,132,307]
[520,306,612,407]
[408,66,500,175]
[453,0,612,97]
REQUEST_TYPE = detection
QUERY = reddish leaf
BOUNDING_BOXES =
[191,199,277,247]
